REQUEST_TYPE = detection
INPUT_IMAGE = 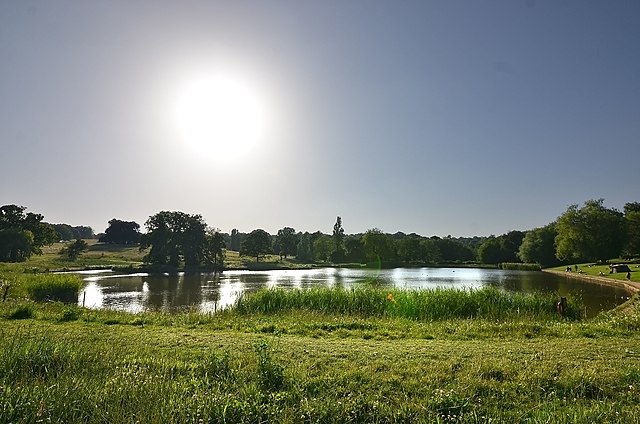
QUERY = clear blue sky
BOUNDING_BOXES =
[1,1,639,236]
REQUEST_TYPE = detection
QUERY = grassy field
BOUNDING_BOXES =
[549,262,640,283]
[1,290,640,422]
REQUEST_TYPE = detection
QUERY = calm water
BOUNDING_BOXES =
[77,267,631,317]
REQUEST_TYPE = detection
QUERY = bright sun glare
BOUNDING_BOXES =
[172,72,267,160]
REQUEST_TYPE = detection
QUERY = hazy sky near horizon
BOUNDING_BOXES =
[1,1,639,237]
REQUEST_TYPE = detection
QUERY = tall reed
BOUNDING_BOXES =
[233,286,581,320]
[21,274,84,303]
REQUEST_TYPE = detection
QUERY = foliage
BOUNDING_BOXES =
[312,234,333,262]
[140,211,218,268]
[362,228,396,264]
[240,229,272,262]
[555,199,626,262]
[477,231,525,264]
[500,262,541,271]
[477,236,503,264]
[273,227,298,260]
[229,228,242,251]
[624,202,640,257]
[202,230,225,268]
[332,216,345,262]
[0,205,58,262]
[99,219,141,244]
[518,224,559,267]
[344,235,367,263]
[52,224,94,241]
[60,239,89,261]
[295,233,313,262]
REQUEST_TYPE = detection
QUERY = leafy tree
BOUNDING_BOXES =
[477,237,503,264]
[344,235,367,263]
[0,205,57,261]
[99,219,141,244]
[555,199,626,263]
[229,229,242,251]
[518,224,558,266]
[0,228,34,262]
[362,229,396,263]
[140,211,209,268]
[623,202,640,257]
[61,239,88,261]
[74,226,94,239]
[296,233,313,262]
[53,224,76,241]
[202,230,225,269]
[240,229,272,262]
[332,216,345,262]
[500,230,525,262]
[431,237,474,262]
[420,238,442,263]
[397,236,424,263]
[273,227,298,259]
[312,235,333,262]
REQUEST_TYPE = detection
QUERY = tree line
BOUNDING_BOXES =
[1,199,639,267]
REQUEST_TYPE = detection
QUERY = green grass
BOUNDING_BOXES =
[501,262,541,271]
[549,262,640,283]
[235,286,581,321]
[1,297,640,422]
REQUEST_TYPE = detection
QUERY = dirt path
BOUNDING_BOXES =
[543,269,640,293]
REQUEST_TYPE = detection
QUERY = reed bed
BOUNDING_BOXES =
[234,286,581,320]
[19,274,84,303]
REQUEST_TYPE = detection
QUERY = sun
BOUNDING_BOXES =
[172,72,267,160]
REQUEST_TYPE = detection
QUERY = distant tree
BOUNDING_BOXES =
[61,239,88,261]
[518,224,558,266]
[332,216,345,262]
[229,229,242,251]
[240,229,272,262]
[273,227,298,259]
[53,224,76,241]
[500,230,525,263]
[99,219,140,244]
[397,236,424,263]
[140,211,208,268]
[74,226,94,239]
[420,238,442,263]
[0,205,57,261]
[477,237,503,264]
[623,202,640,257]
[296,233,313,262]
[555,199,626,263]
[432,237,474,262]
[312,235,334,262]
[344,235,367,263]
[362,229,396,263]
[202,229,225,269]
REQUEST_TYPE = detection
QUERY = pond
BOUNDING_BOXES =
[77,267,631,317]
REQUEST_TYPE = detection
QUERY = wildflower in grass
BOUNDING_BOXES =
[386,293,396,304]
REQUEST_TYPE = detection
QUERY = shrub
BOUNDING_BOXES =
[7,304,34,320]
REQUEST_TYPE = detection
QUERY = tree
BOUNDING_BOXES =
[99,219,141,244]
[312,235,333,262]
[61,239,88,261]
[332,216,345,262]
[477,237,503,264]
[202,229,225,269]
[140,211,208,268]
[344,235,367,263]
[296,233,313,262]
[623,202,640,257]
[500,231,525,262]
[555,199,626,263]
[518,224,558,267]
[229,229,242,251]
[240,229,272,262]
[362,229,396,263]
[273,227,298,259]
[397,236,424,263]
[0,205,57,261]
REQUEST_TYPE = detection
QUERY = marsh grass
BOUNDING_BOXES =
[234,286,582,321]
[21,274,84,302]
[501,262,542,271]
